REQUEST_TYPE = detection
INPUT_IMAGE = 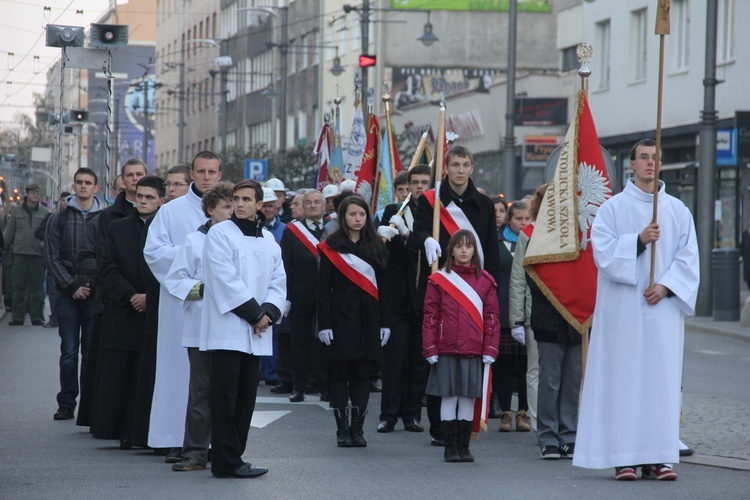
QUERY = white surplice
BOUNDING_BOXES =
[144,186,208,448]
[164,228,206,349]
[573,179,699,469]
[199,220,286,355]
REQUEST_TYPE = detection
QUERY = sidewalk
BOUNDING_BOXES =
[685,315,750,343]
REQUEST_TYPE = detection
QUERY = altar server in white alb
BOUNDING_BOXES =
[200,179,286,479]
[143,151,221,457]
[573,139,700,482]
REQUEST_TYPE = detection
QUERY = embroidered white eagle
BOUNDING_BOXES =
[577,161,612,250]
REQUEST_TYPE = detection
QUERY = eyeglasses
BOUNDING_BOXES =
[165,182,188,188]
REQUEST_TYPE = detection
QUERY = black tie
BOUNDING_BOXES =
[313,222,322,240]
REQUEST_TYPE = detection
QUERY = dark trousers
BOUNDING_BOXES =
[276,332,292,385]
[493,352,529,412]
[536,341,582,448]
[380,311,429,423]
[182,348,213,463]
[426,395,442,440]
[91,349,140,440]
[11,254,45,323]
[210,350,259,474]
[329,358,371,412]
[56,294,95,410]
[132,332,157,448]
[290,302,320,392]
[46,271,58,324]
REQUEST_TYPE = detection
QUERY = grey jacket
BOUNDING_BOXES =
[3,199,48,256]
[509,230,532,327]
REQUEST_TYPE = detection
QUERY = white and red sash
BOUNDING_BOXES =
[422,189,484,266]
[428,269,483,332]
[287,220,320,257]
[318,241,379,301]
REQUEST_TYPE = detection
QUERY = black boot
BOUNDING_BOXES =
[349,407,368,447]
[334,408,353,447]
[457,420,474,462]
[489,393,501,419]
[442,420,461,462]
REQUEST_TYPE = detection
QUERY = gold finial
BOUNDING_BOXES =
[577,43,593,94]
[382,79,391,102]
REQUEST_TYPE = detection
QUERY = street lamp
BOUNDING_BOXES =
[417,12,439,46]
[330,56,345,76]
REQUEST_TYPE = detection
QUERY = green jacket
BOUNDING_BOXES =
[3,200,48,256]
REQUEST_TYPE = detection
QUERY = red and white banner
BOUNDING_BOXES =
[355,114,381,205]
[314,123,331,190]
[318,242,379,301]
[422,190,484,266]
[287,221,320,257]
[472,364,492,439]
[523,91,612,333]
[428,269,483,332]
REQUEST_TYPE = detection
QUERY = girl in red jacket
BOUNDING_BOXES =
[422,229,500,463]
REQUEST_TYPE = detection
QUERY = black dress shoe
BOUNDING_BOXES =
[403,418,424,432]
[319,392,330,403]
[152,448,169,456]
[679,447,695,457]
[53,406,74,420]
[430,436,445,447]
[213,462,268,479]
[32,320,45,326]
[289,391,305,402]
[8,320,24,326]
[377,420,395,433]
[369,380,382,393]
[43,322,58,328]
[270,383,292,394]
[119,438,133,450]
[164,448,182,463]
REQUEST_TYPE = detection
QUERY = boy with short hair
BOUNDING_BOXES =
[165,183,234,472]
[200,179,286,478]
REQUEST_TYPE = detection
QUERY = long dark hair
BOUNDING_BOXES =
[444,229,481,278]
[333,195,387,268]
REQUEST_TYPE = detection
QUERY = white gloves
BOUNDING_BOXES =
[389,214,409,237]
[511,326,526,345]
[424,237,442,266]
[377,225,399,241]
[482,355,495,365]
[283,300,291,317]
[426,355,438,365]
[318,329,333,346]
[380,328,391,346]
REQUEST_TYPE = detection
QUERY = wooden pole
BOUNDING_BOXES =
[382,90,398,183]
[408,128,429,171]
[650,0,671,288]
[431,99,446,274]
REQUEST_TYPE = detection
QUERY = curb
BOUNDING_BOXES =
[681,454,750,471]
[685,317,750,343]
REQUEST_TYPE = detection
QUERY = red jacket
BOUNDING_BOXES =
[422,263,501,359]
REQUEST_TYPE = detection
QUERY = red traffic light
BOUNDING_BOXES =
[359,54,376,68]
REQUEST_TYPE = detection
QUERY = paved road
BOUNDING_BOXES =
[1,320,748,499]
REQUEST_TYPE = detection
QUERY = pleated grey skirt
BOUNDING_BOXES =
[425,356,483,398]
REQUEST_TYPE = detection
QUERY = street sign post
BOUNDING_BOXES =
[244,158,268,181]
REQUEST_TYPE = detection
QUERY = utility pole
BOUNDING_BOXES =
[360,0,370,108]
[178,0,185,162]
[502,0,518,199]
[142,81,149,164]
[220,68,229,153]
[696,0,719,316]
[114,94,120,173]
[279,5,289,154]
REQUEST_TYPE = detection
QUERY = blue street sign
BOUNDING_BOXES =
[244,158,268,181]
[716,128,737,167]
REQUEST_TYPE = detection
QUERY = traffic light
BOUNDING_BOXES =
[359,54,377,68]
[69,109,89,123]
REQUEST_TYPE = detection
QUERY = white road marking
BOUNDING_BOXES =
[250,411,291,428]
[256,396,332,410]
[691,349,728,356]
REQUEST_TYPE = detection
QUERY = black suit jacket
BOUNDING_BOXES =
[380,201,419,315]
[280,223,323,304]
[412,179,501,313]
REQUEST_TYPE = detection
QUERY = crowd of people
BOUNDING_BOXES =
[0,139,698,481]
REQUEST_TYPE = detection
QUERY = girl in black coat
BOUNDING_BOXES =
[317,195,390,447]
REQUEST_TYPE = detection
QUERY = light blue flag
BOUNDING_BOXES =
[376,129,394,215]
[329,116,345,184]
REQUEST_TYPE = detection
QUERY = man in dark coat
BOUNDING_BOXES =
[90,175,163,447]
[279,189,329,402]
[376,164,432,434]
[77,159,146,427]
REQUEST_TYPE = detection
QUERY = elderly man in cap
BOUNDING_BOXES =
[266,178,292,224]
[4,184,49,325]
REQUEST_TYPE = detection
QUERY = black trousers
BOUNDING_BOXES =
[329,358,371,412]
[276,332,292,385]
[290,302,321,392]
[90,349,140,440]
[210,350,259,474]
[380,311,429,423]
[492,352,529,412]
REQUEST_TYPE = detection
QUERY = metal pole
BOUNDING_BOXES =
[695,0,719,316]
[142,82,149,163]
[221,69,228,153]
[360,0,369,119]
[502,0,518,200]
[114,94,120,176]
[279,6,289,154]
[178,0,185,162]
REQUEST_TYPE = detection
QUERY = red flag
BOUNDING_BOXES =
[523,91,612,333]
[355,113,380,205]
[388,124,403,173]
[314,123,331,189]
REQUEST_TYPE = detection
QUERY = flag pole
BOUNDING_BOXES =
[382,85,399,184]
[431,95,446,274]
[409,126,430,171]
[577,42,593,382]
[650,0,671,288]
